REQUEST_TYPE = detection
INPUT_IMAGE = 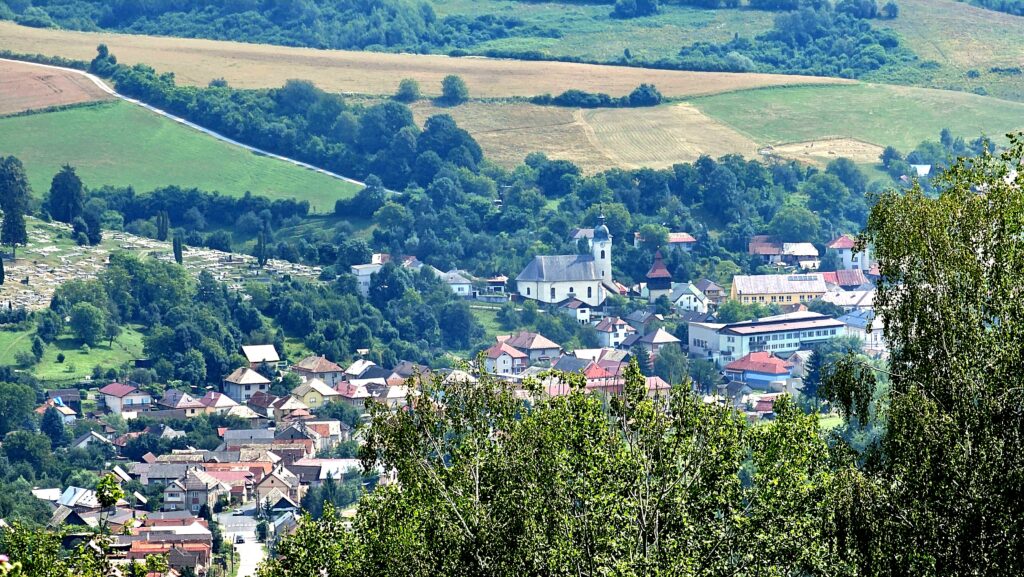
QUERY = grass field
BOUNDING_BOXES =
[693,83,1024,152]
[877,0,1024,101]
[0,21,848,99]
[428,0,775,63]
[0,59,111,116]
[0,325,146,384]
[0,100,359,210]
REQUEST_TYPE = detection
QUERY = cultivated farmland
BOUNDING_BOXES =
[0,58,111,115]
[0,21,849,99]
[0,100,360,210]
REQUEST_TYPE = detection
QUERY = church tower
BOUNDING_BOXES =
[592,215,612,282]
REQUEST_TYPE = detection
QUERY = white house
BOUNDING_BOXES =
[98,383,152,415]
[442,270,474,297]
[669,282,709,314]
[593,316,635,349]
[838,309,887,355]
[351,263,383,297]
[222,367,271,402]
[827,234,874,271]
[483,342,527,376]
[516,218,616,307]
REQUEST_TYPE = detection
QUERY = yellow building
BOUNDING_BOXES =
[290,378,340,409]
[729,273,828,305]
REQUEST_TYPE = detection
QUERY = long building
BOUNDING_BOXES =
[688,312,846,366]
[729,273,827,305]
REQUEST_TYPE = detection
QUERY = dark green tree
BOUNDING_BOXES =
[255,230,269,268]
[69,302,106,346]
[0,156,30,260]
[46,164,85,224]
[31,336,44,361]
[0,382,34,436]
[172,234,184,265]
[0,256,5,286]
[156,211,170,241]
[41,406,66,447]
[439,74,469,105]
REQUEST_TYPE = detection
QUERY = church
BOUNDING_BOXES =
[515,217,618,307]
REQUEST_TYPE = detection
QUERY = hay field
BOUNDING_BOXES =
[693,83,1024,152]
[411,101,758,172]
[768,138,885,167]
[0,59,111,115]
[0,21,849,99]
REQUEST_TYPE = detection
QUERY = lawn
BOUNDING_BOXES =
[0,324,146,384]
[692,83,1024,152]
[818,414,844,431]
[0,100,360,211]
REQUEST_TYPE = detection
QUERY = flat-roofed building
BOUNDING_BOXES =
[688,312,846,366]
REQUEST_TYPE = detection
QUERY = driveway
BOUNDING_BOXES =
[235,535,266,577]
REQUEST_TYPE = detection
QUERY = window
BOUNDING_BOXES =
[588,286,593,299]
[245,385,251,391]
[550,287,556,300]
[600,250,606,259]
[570,287,575,295]
[526,287,531,295]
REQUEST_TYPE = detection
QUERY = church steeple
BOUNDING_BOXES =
[592,214,612,280]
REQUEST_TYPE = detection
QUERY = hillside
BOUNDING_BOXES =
[0,100,359,210]
[0,58,111,115]
[0,20,848,98]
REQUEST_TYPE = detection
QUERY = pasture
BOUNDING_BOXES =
[0,20,848,99]
[0,100,359,210]
[0,58,111,116]
[693,83,1024,152]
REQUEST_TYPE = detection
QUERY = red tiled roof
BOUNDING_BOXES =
[834,269,868,287]
[503,331,560,352]
[294,355,344,374]
[485,342,527,360]
[667,232,696,244]
[646,250,672,280]
[725,352,793,376]
[98,382,138,398]
[584,363,611,379]
[827,234,857,250]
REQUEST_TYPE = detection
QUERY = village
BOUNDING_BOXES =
[11,214,889,576]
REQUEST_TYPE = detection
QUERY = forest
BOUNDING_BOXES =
[958,0,1024,15]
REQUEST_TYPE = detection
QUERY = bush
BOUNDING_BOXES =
[56,353,65,363]
[440,75,469,105]
[14,351,37,368]
[394,78,421,103]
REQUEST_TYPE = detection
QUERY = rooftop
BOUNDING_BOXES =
[241,344,280,364]
[731,273,827,296]
[223,367,271,385]
[295,355,344,374]
[516,254,599,283]
[725,352,794,375]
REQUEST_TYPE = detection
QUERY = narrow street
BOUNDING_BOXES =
[216,504,266,577]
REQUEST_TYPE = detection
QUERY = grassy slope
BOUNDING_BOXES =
[429,0,775,62]
[0,326,146,384]
[691,83,1024,151]
[0,101,360,211]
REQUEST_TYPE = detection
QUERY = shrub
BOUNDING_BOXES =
[394,79,421,103]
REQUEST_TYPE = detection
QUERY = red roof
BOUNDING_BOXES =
[667,232,696,244]
[98,382,139,398]
[646,250,672,280]
[584,363,611,379]
[502,331,560,352]
[827,234,856,250]
[724,352,793,376]
[485,342,527,360]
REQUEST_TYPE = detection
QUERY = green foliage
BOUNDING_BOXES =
[0,382,34,436]
[46,165,85,224]
[439,74,469,105]
[393,78,421,103]
[95,473,125,510]
[40,407,65,448]
[68,302,106,347]
[0,156,30,258]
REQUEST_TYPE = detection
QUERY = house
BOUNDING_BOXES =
[70,431,113,451]
[46,389,82,414]
[271,396,310,421]
[729,273,828,305]
[351,263,383,297]
[838,309,887,355]
[646,250,673,302]
[749,235,783,264]
[669,282,709,314]
[290,378,340,409]
[557,298,591,324]
[621,328,681,358]
[516,217,616,307]
[724,352,794,390]
[483,342,528,376]
[198,391,239,415]
[827,234,874,271]
[292,355,346,387]
[688,311,846,366]
[241,344,280,370]
[98,382,152,415]
[624,309,664,336]
[593,316,635,349]
[442,269,474,297]
[35,399,77,424]
[157,390,205,418]
[786,350,813,379]
[246,391,279,419]
[633,231,696,252]
[499,331,562,362]
[222,367,271,403]
[255,467,303,504]
[163,469,230,514]
[821,269,871,291]
[695,278,726,306]
[821,289,875,311]
[335,381,372,408]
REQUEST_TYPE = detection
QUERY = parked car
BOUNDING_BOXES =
[235,535,245,544]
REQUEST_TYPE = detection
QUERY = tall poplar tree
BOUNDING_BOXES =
[0,156,30,260]
[46,164,85,224]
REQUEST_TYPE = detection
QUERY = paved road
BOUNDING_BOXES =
[216,504,266,577]
[0,57,374,191]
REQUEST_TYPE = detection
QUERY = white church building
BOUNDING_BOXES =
[515,218,618,307]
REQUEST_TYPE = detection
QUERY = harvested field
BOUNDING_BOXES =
[411,101,758,172]
[0,21,850,98]
[768,138,885,166]
[0,58,110,115]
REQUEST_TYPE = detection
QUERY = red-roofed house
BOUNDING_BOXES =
[98,383,152,415]
[594,316,636,349]
[483,342,528,376]
[292,355,346,387]
[821,269,870,290]
[634,231,697,252]
[827,234,873,271]
[724,352,794,389]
